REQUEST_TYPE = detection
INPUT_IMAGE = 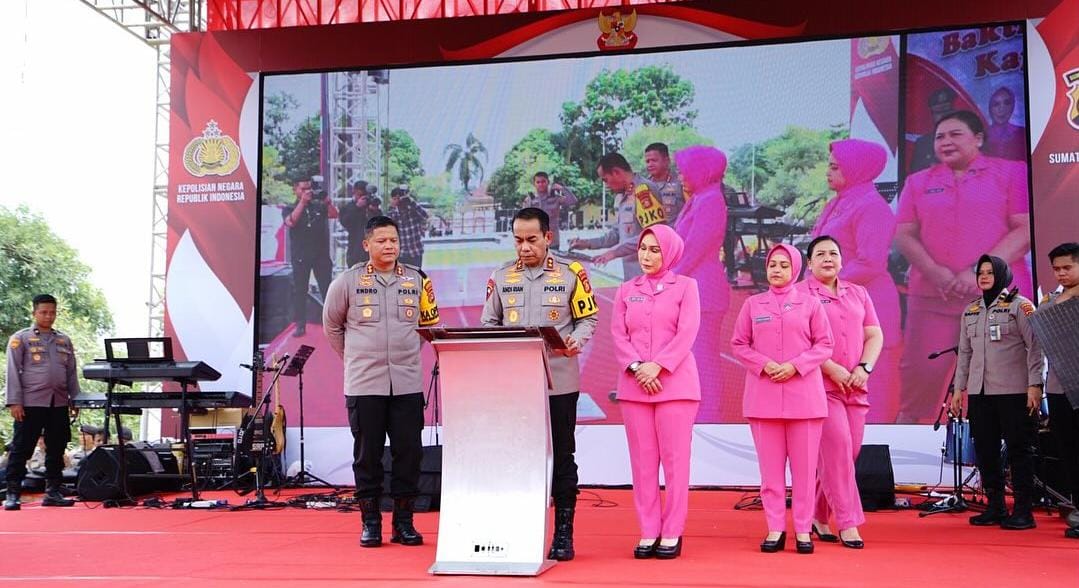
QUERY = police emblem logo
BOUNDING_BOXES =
[362,308,373,318]
[401,281,416,288]
[360,275,374,287]
[8,337,19,350]
[969,303,981,313]
[507,296,518,305]
[405,308,415,319]
[1020,301,1035,317]
[1065,68,1079,131]
[508,309,520,323]
[363,296,372,305]
[486,278,495,300]
[548,295,560,304]
[505,272,522,284]
[182,120,241,177]
[405,297,415,305]
[32,354,41,362]
[548,309,560,321]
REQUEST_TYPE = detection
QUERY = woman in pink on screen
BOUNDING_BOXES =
[731,243,833,554]
[796,235,884,550]
[812,138,900,422]
[611,223,701,560]
[671,145,730,423]
[894,109,1031,422]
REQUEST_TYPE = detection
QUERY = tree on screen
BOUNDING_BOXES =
[281,115,323,185]
[0,205,116,444]
[264,92,299,152]
[383,129,425,188]
[443,132,488,192]
[487,128,594,209]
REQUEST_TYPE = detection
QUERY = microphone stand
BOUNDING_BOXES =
[921,346,984,517]
[230,357,289,509]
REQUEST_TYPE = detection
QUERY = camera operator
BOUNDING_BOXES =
[388,186,429,268]
[282,176,338,337]
[339,180,375,268]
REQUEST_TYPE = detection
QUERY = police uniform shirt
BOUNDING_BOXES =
[641,173,686,225]
[521,188,578,250]
[481,254,599,395]
[954,292,1044,395]
[322,262,440,396]
[581,174,664,280]
[5,327,80,408]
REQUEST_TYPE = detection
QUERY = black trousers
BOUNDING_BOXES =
[347,393,424,499]
[1048,395,1079,506]
[968,393,1037,511]
[5,406,70,487]
[291,253,332,324]
[550,392,580,509]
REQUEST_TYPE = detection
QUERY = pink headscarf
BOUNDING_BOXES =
[765,243,803,296]
[638,223,685,280]
[674,145,727,193]
[829,139,887,193]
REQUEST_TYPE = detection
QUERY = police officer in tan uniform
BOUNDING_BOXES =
[5,294,79,510]
[951,254,1044,529]
[642,143,687,225]
[323,216,440,548]
[481,207,599,561]
[520,171,578,250]
[569,152,666,281]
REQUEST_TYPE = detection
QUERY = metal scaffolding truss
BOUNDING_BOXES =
[326,71,387,201]
[206,0,669,29]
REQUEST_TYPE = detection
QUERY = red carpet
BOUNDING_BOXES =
[1,488,1075,587]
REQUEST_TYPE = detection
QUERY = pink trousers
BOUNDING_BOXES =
[621,399,699,539]
[694,310,725,423]
[748,418,824,534]
[898,296,961,422]
[815,391,868,529]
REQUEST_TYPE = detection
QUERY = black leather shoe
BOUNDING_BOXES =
[41,487,75,507]
[969,507,1007,526]
[1065,527,1079,539]
[358,497,382,547]
[796,538,814,554]
[811,523,838,543]
[840,538,864,549]
[3,490,20,511]
[547,507,575,561]
[654,537,682,560]
[633,539,658,559]
[390,497,424,546]
[1000,512,1036,530]
[760,532,786,553]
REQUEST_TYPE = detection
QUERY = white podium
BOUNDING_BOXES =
[420,327,563,576]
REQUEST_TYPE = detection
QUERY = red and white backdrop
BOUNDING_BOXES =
[166,0,1079,485]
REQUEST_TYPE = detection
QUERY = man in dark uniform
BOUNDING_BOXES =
[283,177,338,337]
[338,180,374,268]
[951,255,1044,529]
[5,294,80,510]
[481,207,599,561]
[1036,242,1079,538]
[323,216,440,548]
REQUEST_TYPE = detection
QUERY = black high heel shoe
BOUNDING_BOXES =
[795,536,814,554]
[654,537,682,559]
[633,539,659,559]
[811,523,838,543]
[760,532,786,553]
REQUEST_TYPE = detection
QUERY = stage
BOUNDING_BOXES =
[2,488,1075,587]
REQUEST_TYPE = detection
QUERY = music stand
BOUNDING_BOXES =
[282,345,335,489]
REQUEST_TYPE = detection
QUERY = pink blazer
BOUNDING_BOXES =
[611,272,701,403]
[731,288,833,419]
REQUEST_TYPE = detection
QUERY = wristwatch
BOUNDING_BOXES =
[628,361,642,373]
[857,362,874,374]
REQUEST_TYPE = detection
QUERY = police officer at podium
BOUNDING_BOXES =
[323,216,440,547]
[5,294,79,510]
[951,254,1044,529]
[481,207,599,561]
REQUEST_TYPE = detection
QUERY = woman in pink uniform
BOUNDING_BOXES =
[671,146,730,422]
[812,138,899,422]
[895,110,1031,422]
[611,223,701,560]
[731,243,833,554]
[797,235,884,549]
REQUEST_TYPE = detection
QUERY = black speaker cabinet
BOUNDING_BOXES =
[76,443,181,501]
[379,445,442,512]
[855,444,896,511]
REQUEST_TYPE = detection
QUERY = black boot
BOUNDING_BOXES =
[41,484,75,507]
[4,490,20,511]
[547,507,575,561]
[969,492,1007,526]
[390,497,424,546]
[358,497,383,547]
[1001,494,1036,530]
